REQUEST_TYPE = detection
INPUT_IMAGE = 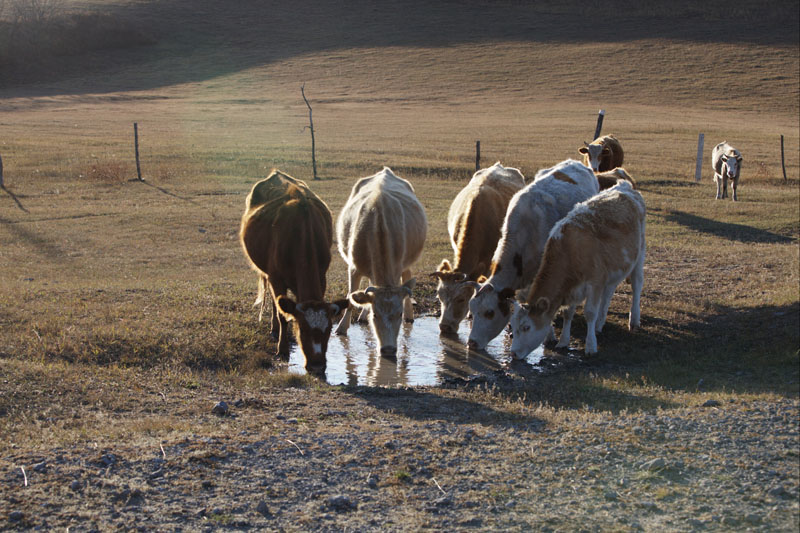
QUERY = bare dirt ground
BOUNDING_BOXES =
[1,358,798,532]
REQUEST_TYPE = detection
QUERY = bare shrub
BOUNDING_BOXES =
[85,160,131,184]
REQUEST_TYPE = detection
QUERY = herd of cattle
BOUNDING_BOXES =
[239,136,742,373]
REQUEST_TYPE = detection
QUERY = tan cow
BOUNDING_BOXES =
[467,159,599,350]
[595,167,637,190]
[432,162,525,334]
[578,134,624,172]
[509,180,646,357]
[239,170,348,372]
[335,167,428,357]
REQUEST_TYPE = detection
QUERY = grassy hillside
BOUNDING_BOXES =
[0,3,797,530]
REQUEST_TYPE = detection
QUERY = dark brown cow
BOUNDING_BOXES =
[239,170,347,372]
[578,134,624,172]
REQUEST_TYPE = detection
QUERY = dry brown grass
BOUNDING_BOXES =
[0,0,797,454]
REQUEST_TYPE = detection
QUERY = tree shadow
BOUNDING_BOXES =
[664,210,795,243]
[0,215,66,261]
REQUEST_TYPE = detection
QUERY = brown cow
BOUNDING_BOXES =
[509,180,646,357]
[595,167,637,190]
[432,162,525,334]
[239,170,348,372]
[578,134,624,172]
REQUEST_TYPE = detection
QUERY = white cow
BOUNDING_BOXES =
[467,159,599,350]
[432,162,525,334]
[335,167,428,357]
[712,141,743,201]
[509,180,646,357]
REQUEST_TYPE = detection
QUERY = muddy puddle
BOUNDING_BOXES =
[288,315,546,387]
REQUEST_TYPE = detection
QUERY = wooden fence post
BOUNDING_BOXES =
[0,152,4,189]
[134,122,143,181]
[694,133,704,182]
[475,140,480,172]
[780,134,787,181]
[593,109,605,140]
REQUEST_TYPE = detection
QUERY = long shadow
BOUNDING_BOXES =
[1,0,796,94]
[136,180,198,204]
[0,215,66,261]
[665,210,795,244]
[1,186,29,213]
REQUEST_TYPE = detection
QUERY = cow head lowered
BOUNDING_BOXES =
[276,296,349,373]
[432,260,482,334]
[349,278,416,357]
[466,283,516,350]
[509,298,553,360]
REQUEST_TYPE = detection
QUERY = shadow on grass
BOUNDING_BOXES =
[1,186,29,213]
[348,386,546,431]
[573,301,799,398]
[136,179,198,204]
[2,0,796,93]
[664,210,795,244]
[0,214,67,261]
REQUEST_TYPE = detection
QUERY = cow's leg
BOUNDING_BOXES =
[356,279,370,322]
[628,252,644,331]
[583,290,602,354]
[722,175,729,199]
[596,282,617,333]
[715,174,722,199]
[257,274,280,340]
[268,281,291,356]
[335,267,362,336]
[401,269,414,323]
[731,176,738,202]
[556,305,576,348]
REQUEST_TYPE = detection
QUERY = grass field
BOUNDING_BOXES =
[0,2,798,528]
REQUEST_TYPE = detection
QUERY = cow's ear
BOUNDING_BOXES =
[720,155,728,162]
[329,299,350,316]
[350,290,374,306]
[736,155,743,162]
[534,297,549,314]
[476,275,487,283]
[276,295,297,316]
[437,259,452,272]
[578,146,589,155]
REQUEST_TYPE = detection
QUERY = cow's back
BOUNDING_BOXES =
[241,172,333,300]
[491,160,599,287]
[447,163,524,277]
[338,168,427,286]
[548,182,645,285]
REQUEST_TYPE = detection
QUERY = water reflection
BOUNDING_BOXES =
[288,315,545,386]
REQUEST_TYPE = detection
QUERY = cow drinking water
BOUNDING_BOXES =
[335,167,428,357]
[433,162,525,334]
[239,170,348,373]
